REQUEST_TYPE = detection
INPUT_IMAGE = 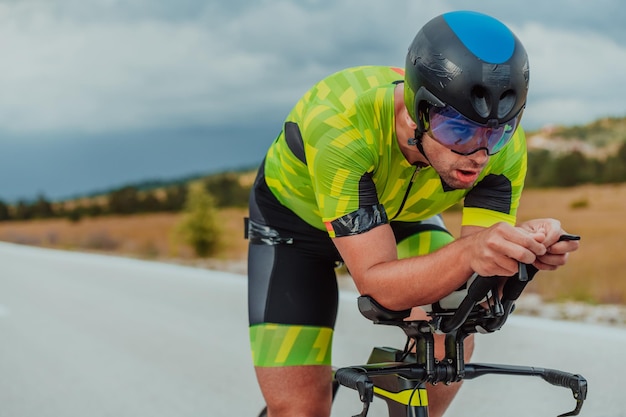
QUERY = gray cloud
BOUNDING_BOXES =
[0,0,624,137]
[1,0,625,201]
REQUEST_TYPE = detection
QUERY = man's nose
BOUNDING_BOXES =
[468,148,489,164]
[477,129,491,147]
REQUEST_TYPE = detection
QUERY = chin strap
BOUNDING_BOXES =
[408,129,431,165]
[409,129,456,191]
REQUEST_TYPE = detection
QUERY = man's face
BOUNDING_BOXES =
[421,133,490,190]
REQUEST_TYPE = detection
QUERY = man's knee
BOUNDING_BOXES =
[255,365,333,417]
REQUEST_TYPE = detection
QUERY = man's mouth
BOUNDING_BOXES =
[455,169,480,184]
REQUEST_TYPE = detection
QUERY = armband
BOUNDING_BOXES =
[325,204,388,238]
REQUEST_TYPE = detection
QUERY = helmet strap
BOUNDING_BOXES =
[408,104,432,164]
[409,130,431,165]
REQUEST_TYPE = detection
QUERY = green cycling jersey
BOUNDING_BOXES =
[263,66,527,238]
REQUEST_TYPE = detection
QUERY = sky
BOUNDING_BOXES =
[0,0,625,202]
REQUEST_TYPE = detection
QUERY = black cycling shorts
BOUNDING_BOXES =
[247,165,453,367]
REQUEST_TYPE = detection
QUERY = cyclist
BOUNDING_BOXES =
[247,11,579,417]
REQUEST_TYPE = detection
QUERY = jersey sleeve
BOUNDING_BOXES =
[461,127,528,228]
[303,108,386,238]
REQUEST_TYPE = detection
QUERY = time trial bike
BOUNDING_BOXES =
[259,234,587,417]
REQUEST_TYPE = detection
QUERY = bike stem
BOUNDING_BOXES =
[444,329,469,382]
[397,320,471,385]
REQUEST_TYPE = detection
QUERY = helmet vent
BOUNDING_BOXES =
[470,85,491,118]
[498,90,517,118]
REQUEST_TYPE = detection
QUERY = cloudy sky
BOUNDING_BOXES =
[0,0,625,201]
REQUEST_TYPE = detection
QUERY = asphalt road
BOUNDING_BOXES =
[1,242,624,417]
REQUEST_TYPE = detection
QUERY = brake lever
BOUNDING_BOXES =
[562,375,587,417]
[543,370,587,417]
[559,399,584,417]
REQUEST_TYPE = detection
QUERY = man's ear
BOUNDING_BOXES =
[404,109,418,130]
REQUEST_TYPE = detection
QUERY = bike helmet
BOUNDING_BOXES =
[404,11,529,137]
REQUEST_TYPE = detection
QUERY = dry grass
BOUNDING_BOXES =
[1,184,625,304]
[0,208,249,264]
[443,183,626,304]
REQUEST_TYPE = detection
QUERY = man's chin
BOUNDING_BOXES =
[439,174,476,190]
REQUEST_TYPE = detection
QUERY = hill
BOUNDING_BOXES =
[527,115,626,158]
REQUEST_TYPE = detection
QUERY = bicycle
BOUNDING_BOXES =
[258,234,587,417]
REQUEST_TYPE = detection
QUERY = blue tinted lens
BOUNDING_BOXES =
[489,121,517,153]
[428,106,519,155]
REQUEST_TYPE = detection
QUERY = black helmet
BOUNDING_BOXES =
[404,11,529,132]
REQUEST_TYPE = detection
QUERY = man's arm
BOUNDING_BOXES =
[333,222,546,311]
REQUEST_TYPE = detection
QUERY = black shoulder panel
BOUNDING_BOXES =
[464,174,512,214]
[284,122,307,165]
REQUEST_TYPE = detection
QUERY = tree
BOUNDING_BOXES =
[139,191,162,212]
[66,206,83,223]
[204,173,251,207]
[32,194,55,219]
[551,151,590,187]
[108,186,140,214]
[526,149,554,187]
[617,141,626,162]
[14,200,33,220]
[176,184,221,257]
[0,200,10,221]
[602,142,626,183]
[163,185,188,212]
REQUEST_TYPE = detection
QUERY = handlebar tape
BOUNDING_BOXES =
[467,276,497,301]
[502,263,540,301]
[502,276,527,301]
[439,276,497,333]
[335,368,374,402]
[543,369,588,397]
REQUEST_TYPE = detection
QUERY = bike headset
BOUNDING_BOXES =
[404,11,530,159]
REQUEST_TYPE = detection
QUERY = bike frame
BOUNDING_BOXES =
[335,261,588,417]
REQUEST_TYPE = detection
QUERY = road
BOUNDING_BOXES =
[0,242,623,417]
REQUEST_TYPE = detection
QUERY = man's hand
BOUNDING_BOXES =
[462,222,548,277]
[518,218,580,270]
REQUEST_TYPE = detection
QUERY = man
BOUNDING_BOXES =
[247,11,579,417]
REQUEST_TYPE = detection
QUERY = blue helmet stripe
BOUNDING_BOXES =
[443,11,515,64]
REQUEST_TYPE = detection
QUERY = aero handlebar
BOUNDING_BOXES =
[437,234,580,334]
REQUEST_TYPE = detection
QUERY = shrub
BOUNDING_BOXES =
[176,184,221,257]
[569,197,589,209]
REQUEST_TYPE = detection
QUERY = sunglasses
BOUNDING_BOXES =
[426,105,522,156]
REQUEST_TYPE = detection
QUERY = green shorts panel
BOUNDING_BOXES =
[396,230,455,259]
[249,323,333,367]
